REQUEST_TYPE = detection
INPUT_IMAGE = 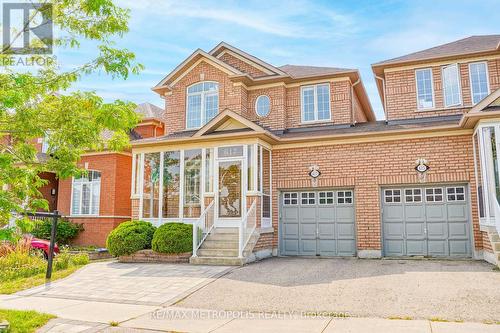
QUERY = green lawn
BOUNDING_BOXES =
[0,265,84,294]
[0,309,54,333]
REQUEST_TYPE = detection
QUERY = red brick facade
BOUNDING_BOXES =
[385,58,500,121]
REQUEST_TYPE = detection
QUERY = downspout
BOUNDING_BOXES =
[375,75,388,123]
[350,79,361,126]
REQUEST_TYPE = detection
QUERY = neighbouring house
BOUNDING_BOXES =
[34,102,165,246]
[129,36,500,266]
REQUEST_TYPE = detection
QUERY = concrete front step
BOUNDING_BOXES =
[197,248,239,257]
[205,233,239,241]
[201,240,239,249]
[212,228,239,234]
[190,256,245,266]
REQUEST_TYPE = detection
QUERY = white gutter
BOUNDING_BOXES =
[375,75,388,122]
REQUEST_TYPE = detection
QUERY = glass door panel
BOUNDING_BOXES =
[218,160,242,218]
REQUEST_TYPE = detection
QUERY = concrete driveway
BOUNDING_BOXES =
[176,257,500,322]
[17,261,231,306]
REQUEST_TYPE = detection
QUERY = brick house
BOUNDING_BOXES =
[36,103,165,246]
[128,36,500,266]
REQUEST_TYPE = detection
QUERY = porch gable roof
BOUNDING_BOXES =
[460,88,500,128]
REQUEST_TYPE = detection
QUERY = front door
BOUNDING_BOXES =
[216,159,243,226]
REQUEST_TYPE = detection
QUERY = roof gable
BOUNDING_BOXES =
[193,109,275,138]
[209,42,286,76]
[152,49,243,93]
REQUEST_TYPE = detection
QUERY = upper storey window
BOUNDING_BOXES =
[469,62,490,104]
[186,82,219,129]
[442,64,462,107]
[415,68,434,110]
[301,83,331,123]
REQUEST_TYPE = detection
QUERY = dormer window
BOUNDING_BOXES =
[301,83,331,123]
[469,62,490,104]
[415,68,434,110]
[186,82,219,129]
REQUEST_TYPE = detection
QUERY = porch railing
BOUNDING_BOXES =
[238,200,257,258]
[192,201,215,257]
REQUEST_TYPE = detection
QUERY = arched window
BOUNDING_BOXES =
[255,95,270,117]
[186,82,219,129]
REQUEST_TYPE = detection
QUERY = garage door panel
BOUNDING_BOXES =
[337,222,355,239]
[384,205,404,222]
[384,240,404,256]
[283,207,299,221]
[300,239,317,255]
[336,206,354,223]
[318,223,334,239]
[406,240,426,256]
[337,240,356,256]
[405,205,425,222]
[426,205,446,222]
[283,240,299,255]
[384,222,404,238]
[426,222,447,239]
[428,240,448,256]
[447,204,467,221]
[448,222,468,239]
[406,222,425,238]
[300,207,316,222]
[317,207,335,221]
[449,240,469,256]
[318,240,336,256]
[300,223,316,239]
[283,223,298,237]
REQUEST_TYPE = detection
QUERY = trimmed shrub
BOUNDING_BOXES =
[152,223,192,254]
[31,218,83,245]
[106,221,156,257]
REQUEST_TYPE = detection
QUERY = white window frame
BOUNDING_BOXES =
[404,188,422,203]
[415,68,435,110]
[300,192,316,205]
[283,192,298,205]
[185,81,219,130]
[70,170,101,216]
[318,191,334,205]
[300,83,331,123]
[384,189,401,203]
[425,187,444,203]
[468,61,490,105]
[442,64,462,107]
[446,186,465,202]
[255,95,271,117]
[337,190,353,205]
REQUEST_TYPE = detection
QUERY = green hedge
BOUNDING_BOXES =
[152,223,192,254]
[31,218,83,245]
[106,221,155,257]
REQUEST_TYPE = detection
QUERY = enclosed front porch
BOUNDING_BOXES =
[131,141,272,263]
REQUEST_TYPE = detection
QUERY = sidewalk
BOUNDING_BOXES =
[1,293,498,333]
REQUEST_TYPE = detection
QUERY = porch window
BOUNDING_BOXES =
[186,82,219,129]
[442,64,461,107]
[162,151,180,218]
[416,68,434,109]
[143,153,160,218]
[301,84,331,122]
[183,149,202,218]
[247,145,255,191]
[71,170,101,215]
[469,62,489,104]
[132,154,141,196]
[261,147,271,226]
[205,148,214,193]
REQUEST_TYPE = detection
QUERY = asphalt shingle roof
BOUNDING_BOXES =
[134,102,165,120]
[278,64,356,78]
[374,35,500,66]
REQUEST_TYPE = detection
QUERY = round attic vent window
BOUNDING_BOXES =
[255,95,271,117]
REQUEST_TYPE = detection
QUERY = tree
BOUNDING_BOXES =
[0,0,144,226]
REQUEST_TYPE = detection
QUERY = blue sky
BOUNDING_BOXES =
[62,0,500,120]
